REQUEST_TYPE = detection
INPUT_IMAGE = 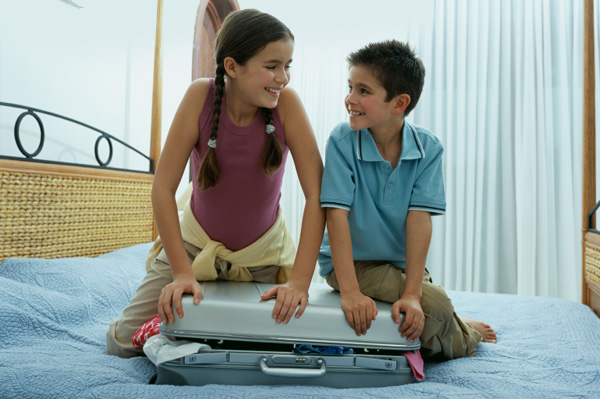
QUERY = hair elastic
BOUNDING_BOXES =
[207,138,217,148]
[266,124,275,134]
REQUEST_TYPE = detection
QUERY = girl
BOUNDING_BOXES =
[106,9,325,358]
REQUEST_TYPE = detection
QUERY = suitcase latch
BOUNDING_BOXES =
[271,355,311,365]
[355,357,397,371]
[184,352,228,364]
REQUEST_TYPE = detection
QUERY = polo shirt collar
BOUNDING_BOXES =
[356,122,425,162]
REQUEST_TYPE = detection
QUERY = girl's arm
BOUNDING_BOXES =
[260,87,326,324]
[153,79,210,324]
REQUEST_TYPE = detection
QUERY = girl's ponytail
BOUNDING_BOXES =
[261,107,283,175]
[197,64,226,190]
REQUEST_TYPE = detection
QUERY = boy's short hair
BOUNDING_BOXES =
[347,40,425,116]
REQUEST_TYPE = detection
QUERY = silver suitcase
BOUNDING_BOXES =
[156,282,420,387]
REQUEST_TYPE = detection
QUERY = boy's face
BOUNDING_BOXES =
[345,65,397,132]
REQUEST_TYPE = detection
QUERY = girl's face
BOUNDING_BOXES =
[345,65,396,132]
[233,38,294,109]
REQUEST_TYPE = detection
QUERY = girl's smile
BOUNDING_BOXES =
[265,86,283,98]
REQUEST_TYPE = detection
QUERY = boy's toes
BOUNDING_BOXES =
[461,317,498,344]
[481,326,497,343]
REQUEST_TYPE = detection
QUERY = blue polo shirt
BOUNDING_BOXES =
[318,121,446,278]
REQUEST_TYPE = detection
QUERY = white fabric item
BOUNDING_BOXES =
[143,334,211,365]
[412,0,582,301]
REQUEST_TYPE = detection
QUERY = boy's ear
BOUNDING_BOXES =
[223,57,238,78]
[392,94,411,115]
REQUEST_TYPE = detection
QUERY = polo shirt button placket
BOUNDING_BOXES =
[384,181,394,204]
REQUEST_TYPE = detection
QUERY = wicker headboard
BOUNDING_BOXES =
[0,97,159,262]
[584,229,600,316]
[0,159,154,260]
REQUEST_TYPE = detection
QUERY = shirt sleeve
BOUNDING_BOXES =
[409,140,446,215]
[320,135,355,210]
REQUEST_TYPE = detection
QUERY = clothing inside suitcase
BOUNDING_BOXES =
[156,282,421,387]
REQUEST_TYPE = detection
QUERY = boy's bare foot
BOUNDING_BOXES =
[461,318,497,343]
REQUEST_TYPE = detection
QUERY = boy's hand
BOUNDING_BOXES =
[158,272,203,324]
[261,281,309,325]
[340,290,378,336]
[392,296,425,341]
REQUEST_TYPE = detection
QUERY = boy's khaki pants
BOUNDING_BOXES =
[106,243,279,358]
[326,261,482,360]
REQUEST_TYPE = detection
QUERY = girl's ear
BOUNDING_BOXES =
[223,57,238,78]
[392,94,411,115]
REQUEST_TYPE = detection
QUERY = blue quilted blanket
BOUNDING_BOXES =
[1,243,599,398]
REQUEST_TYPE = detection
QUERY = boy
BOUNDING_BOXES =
[318,40,496,360]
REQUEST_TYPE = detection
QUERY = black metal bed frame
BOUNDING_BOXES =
[0,101,154,173]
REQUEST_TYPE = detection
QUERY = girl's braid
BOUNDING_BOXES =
[196,64,226,190]
[261,107,283,174]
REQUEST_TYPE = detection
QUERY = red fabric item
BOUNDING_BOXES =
[404,349,425,381]
[132,315,161,349]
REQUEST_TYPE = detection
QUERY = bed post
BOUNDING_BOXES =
[582,0,598,315]
[192,0,240,81]
[150,0,164,240]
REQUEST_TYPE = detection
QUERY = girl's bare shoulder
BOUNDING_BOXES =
[184,78,211,105]
[277,86,306,123]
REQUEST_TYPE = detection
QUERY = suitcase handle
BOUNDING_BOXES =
[259,357,326,378]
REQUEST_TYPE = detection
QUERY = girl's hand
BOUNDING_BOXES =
[392,295,425,341]
[340,290,378,336]
[158,273,203,324]
[261,281,309,325]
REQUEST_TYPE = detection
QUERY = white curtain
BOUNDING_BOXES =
[415,0,583,301]
[240,0,590,301]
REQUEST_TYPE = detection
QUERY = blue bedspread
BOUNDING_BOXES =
[1,243,599,398]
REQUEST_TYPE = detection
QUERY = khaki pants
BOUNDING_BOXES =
[106,242,279,358]
[326,261,482,360]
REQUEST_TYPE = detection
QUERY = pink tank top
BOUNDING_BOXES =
[190,79,289,250]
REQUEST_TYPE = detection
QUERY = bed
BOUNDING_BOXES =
[1,0,599,398]
[0,242,598,399]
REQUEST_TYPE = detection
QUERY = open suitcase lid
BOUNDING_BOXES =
[160,282,421,352]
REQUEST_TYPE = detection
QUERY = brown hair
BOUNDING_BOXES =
[197,9,293,190]
[347,40,425,116]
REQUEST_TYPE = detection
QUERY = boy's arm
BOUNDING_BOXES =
[328,207,378,336]
[392,210,432,341]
